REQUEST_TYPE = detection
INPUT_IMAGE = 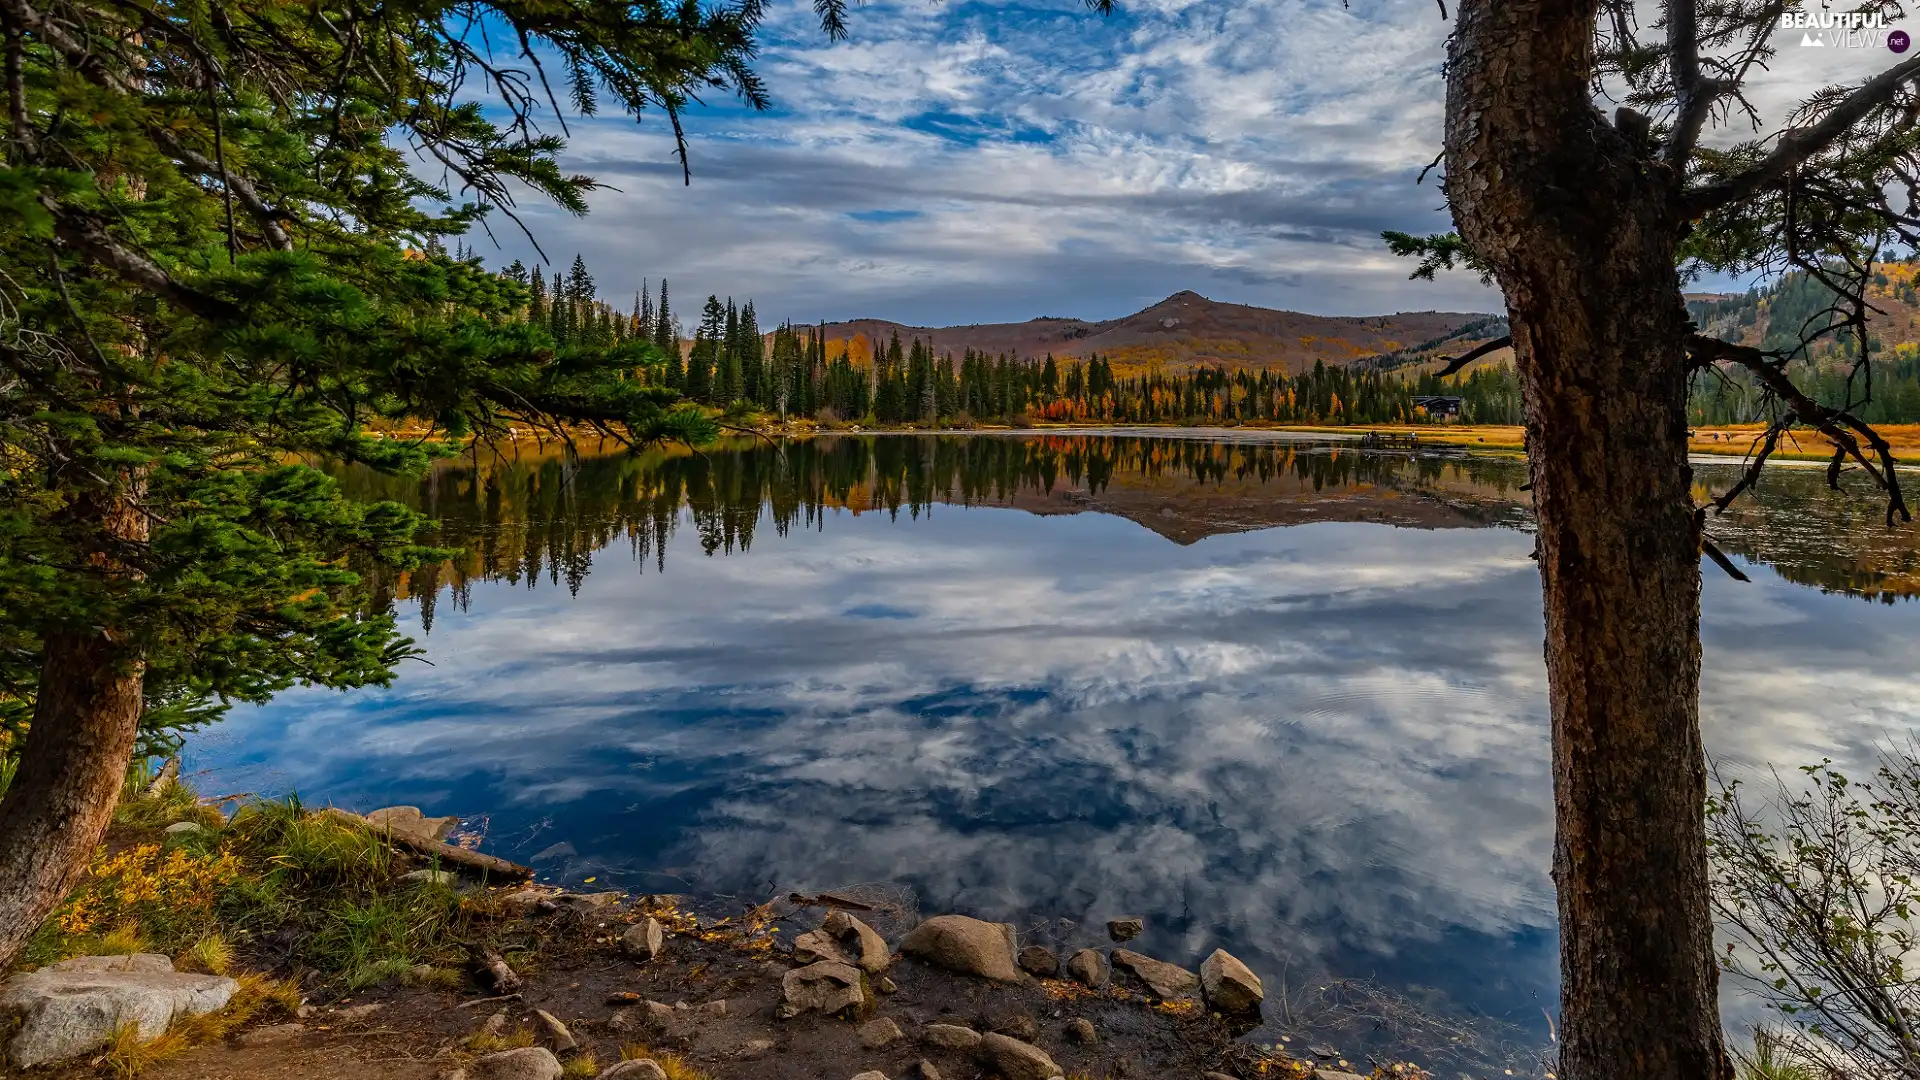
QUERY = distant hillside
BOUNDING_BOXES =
[811,291,1497,375]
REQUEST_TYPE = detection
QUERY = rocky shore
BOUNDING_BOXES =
[2,800,1410,1080]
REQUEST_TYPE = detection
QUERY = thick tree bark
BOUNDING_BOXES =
[1444,0,1730,1077]
[0,479,149,972]
[0,631,145,968]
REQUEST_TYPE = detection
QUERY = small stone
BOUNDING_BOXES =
[878,976,898,994]
[779,960,868,1018]
[1107,917,1144,942]
[922,1023,982,1052]
[1016,945,1058,978]
[401,869,459,887]
[859,1016,904,1049]
[978,1031,1062,1080]
[898,915,1021,982]
[499,889,559,914]
[823,910,893,973]
[163,821,205,836]
[1206,1074,1241,1080]
[1314,1072,1368,1080]
[850,1072,890,1080]
[1199,949,1264,1014]
[469,1047,563,1080]
[986,1010,1037,1040]
[622,917,665,961]
[481,1011,509,1037]
[742,1038,776,1057]
[702,999,729,1017]
[1065,949,1109,988]
[235,1022,307,1047]
[599,1061,669,1080]
[606,991,642,1005]
[532,1009,576,1054]
[1111,949,1198,999]
[556,891,624,910]
[1066,1017,1097,1045]
[916,1061,944,1080]
[793,928,853,966]
[337,1002,385,1021]
[643,1000,677,1025]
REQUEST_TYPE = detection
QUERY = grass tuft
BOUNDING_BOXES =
[561,1051,599,1078]
[618,1045,713,1080]
[469,1027,537,1053]
[183,932,235,975]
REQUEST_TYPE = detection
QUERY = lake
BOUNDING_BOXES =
[182,431,1920,1074]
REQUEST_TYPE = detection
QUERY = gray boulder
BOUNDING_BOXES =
[622,917,666,961]
[163,821,206,837]
[1200,948,1263,1013]
[1064,948,1109,988]
[0,953,238,1067]
[468,1047,563,1080]
[977,1032,1062,1080]
[898,915,1020,982]
[600,1061,670,1080]
[778,960,868,1018]
[921,1023,982,1052]
[1112,948,1198,999]
[823,910,892,973]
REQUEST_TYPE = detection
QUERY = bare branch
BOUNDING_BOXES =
[1687,55,1920,214]
[150,127,293,252]
[1434,334,1512,376]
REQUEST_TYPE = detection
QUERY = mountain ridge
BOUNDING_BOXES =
[805,291,1501,375]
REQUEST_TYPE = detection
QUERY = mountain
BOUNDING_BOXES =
[810,291,1498,375]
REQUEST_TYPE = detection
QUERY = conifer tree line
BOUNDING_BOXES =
[491,254,1527,425]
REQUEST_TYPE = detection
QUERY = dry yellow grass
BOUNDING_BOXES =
[100,972,301,1076]
[619,1044,714,1080]
[1305,421,1920,463]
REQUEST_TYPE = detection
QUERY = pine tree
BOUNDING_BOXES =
[655,279,681,389]
[686,295,725,404]
[719,299,744,404]
[566,253,596,302]
[740,301,765,406]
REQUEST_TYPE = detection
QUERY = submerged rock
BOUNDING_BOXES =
[899,915,1020,982]
[1112,948,1198,999]
[1065,948,1109,988]
[469,1046,563,1080]
[0,953,237,1068]
[1199,948,1263,1013]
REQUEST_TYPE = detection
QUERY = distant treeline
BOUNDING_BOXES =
[493,252,1537,425]
[1687,268,1920,425]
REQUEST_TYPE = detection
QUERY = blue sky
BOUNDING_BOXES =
[466,0,1894,329]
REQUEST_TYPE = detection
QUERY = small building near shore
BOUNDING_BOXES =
[1414,395,1464,419]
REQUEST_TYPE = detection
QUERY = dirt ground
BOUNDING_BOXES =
[36,897,1267,1080]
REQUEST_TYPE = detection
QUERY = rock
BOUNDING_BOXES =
[823,910,893,974]
[402,869,459,887]
[702,999,729,1017]
[1065,1017,1097,1045]
[916,1061,944,1080]
[499,888,559,914]
[792,928,853,965]
[600,1061,669,1080]
[1199,949,1263,1013]
[742,1038,776,1057]
[1016,945,1059,978]
[0,955,239,1068]
[986,1010,1038,1040]
[898,915,1020,982]
[977,1031,1062,1080]
[878,976,898,994]
[1314,1072,1368,1080]
[643,1000,677,1025]
[481,1011,509,1037]
[469,1047,563,1080]
[1107,917,1144,942]
[235,1022,307,1047]
[850,1073,890,1080]
[922,1023,982,1052]
[336,1002,385,1021]
[555,890,624,910]
[1065,949,1109,988]
[1206,1074,1242,1080]
[621,917,666,961]
[532,1009,576,1053]
[163,821,205,836]
[778,960,868,1018]
[365,806,459,843]
[1111,949,1198,999]
[606,991,642,1005]
[860,1016,905,1049]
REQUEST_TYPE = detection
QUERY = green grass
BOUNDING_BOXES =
[1736,1031,1820,1080]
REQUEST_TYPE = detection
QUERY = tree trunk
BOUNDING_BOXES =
[0,478,149,972]
[1444,0,1730,1077]
[0,630,145,969]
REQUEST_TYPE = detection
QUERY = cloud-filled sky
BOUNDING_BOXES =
[460,0,1903,329]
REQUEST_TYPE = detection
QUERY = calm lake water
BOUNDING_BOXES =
[184,431,1920,1073]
